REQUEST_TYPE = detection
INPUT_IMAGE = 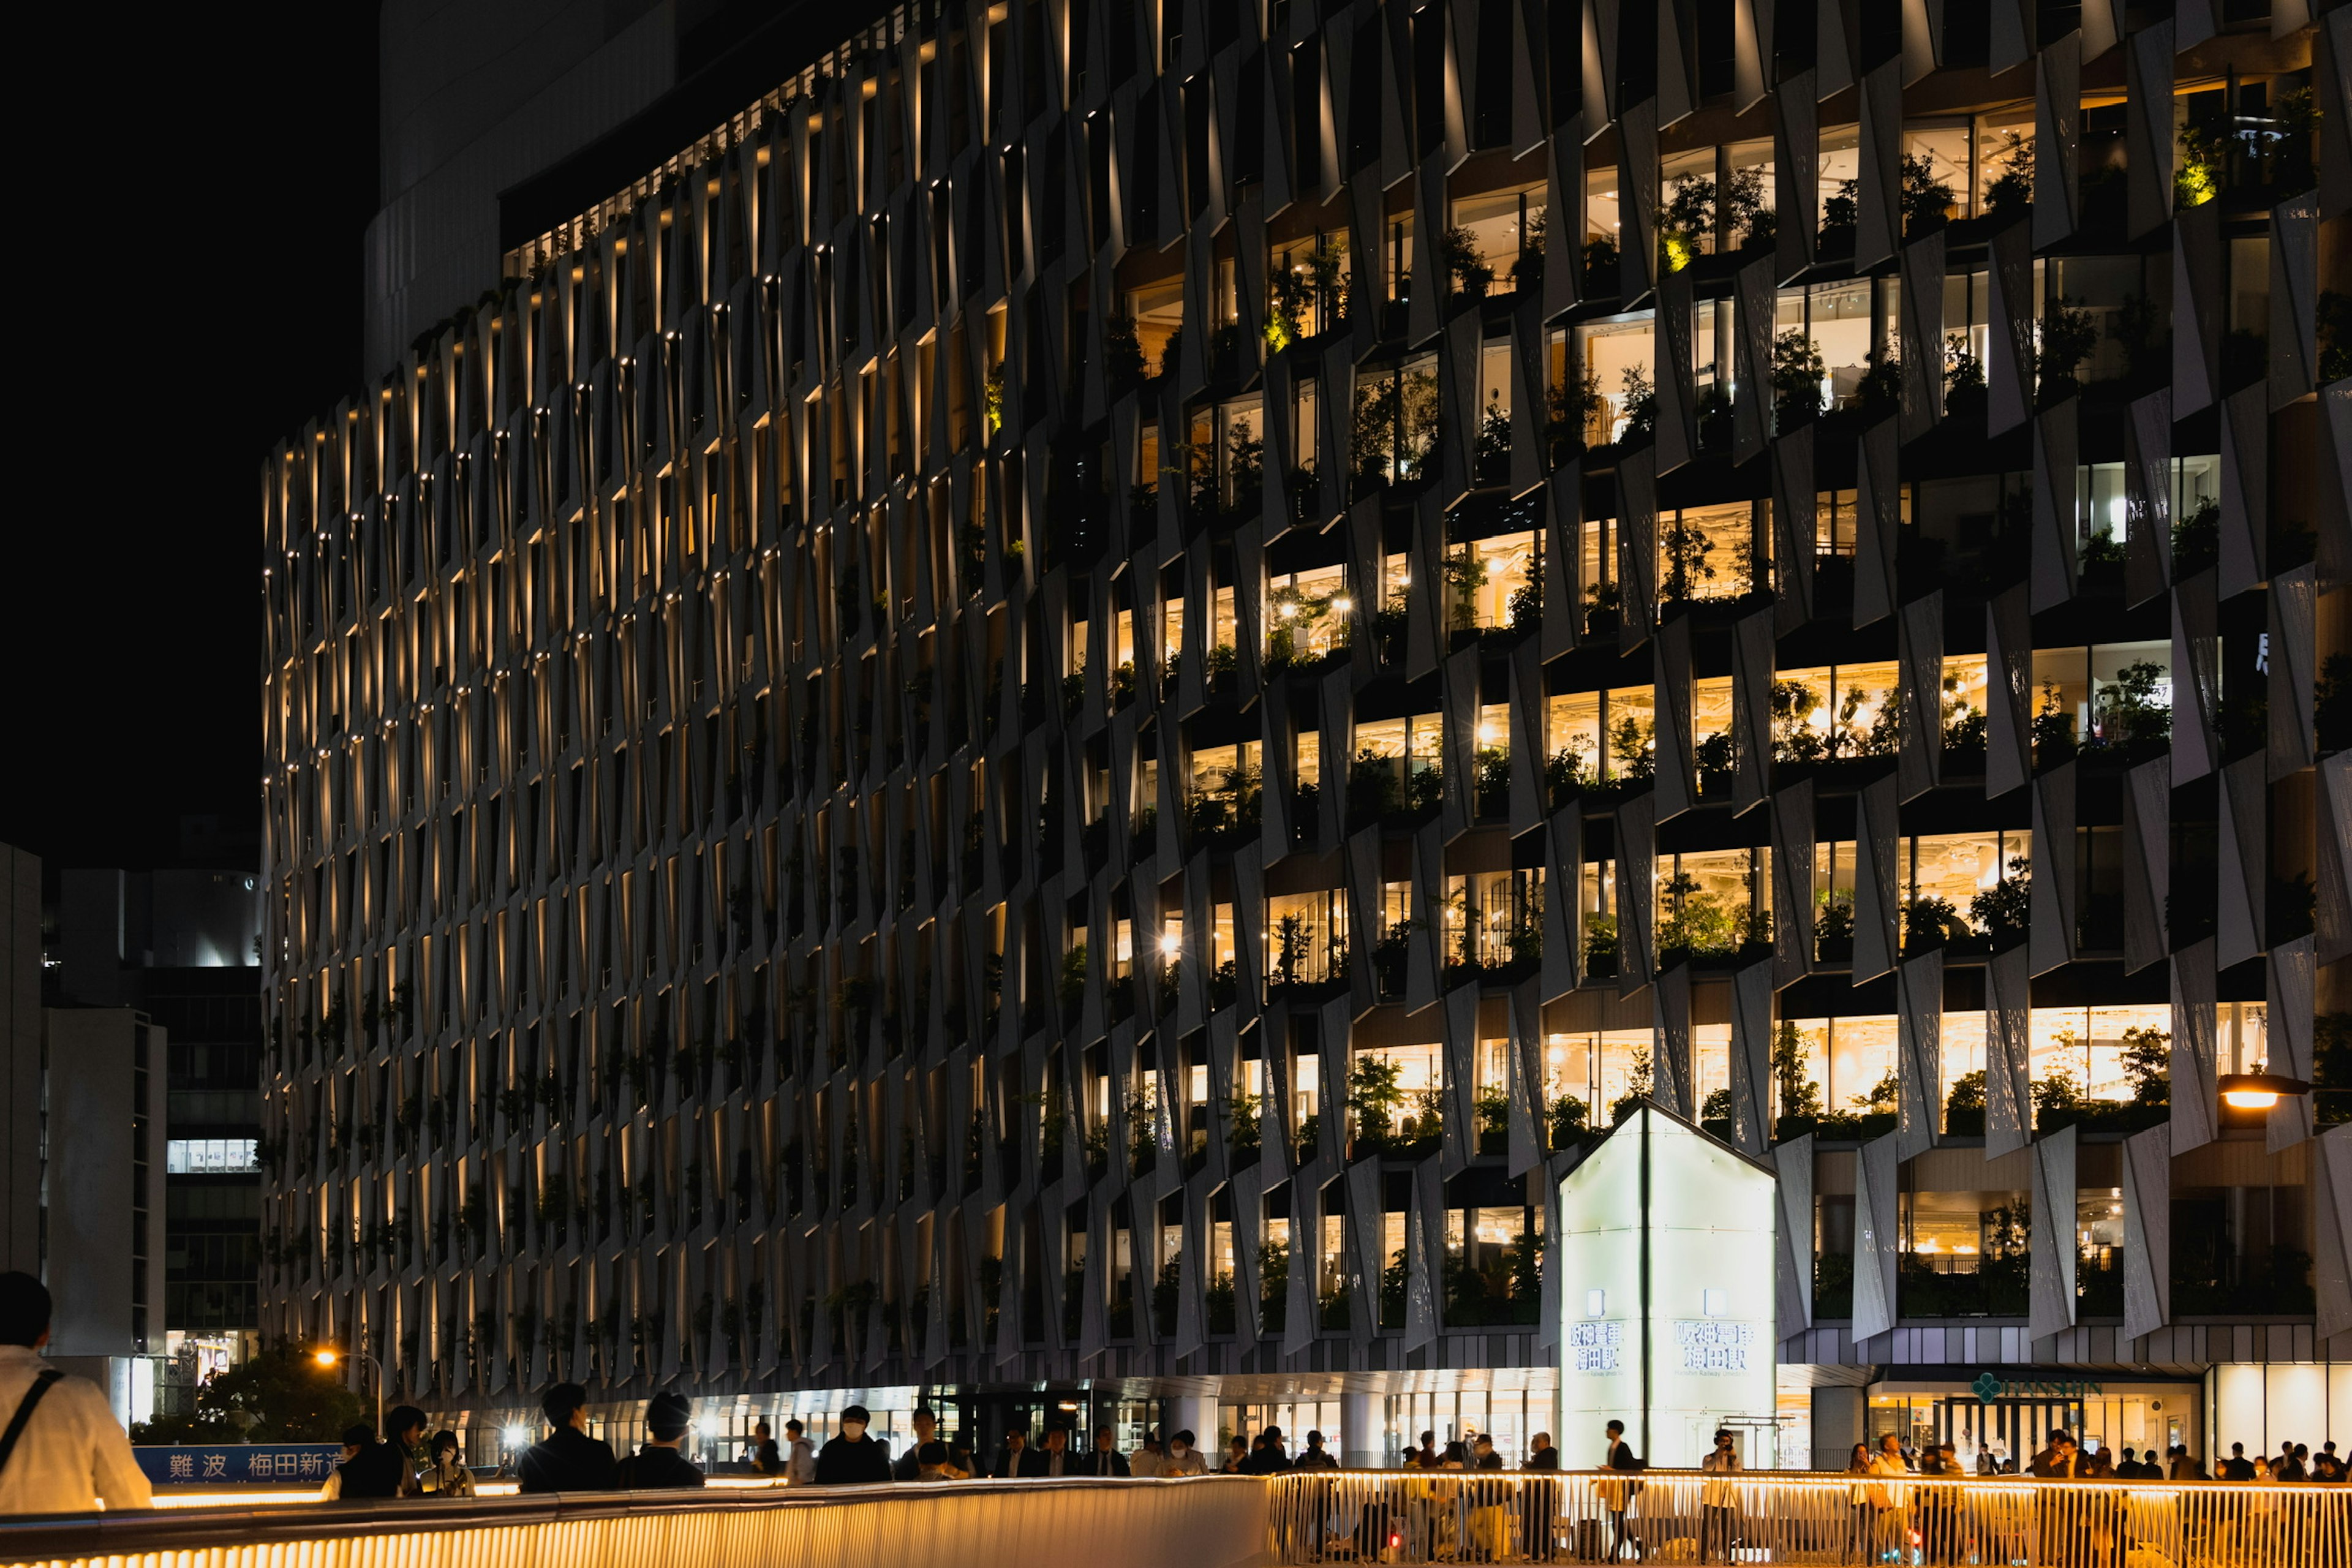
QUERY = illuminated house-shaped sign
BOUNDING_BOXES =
[1558,1104,1779,1470]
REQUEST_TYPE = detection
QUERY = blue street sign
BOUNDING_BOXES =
[135,1444,344,1485]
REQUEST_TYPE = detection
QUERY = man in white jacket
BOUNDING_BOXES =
[0,1272,153,1514]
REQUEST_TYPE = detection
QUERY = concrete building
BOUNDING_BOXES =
[2,844,170,1428]
[265,0,2350,1472]
[51,843,267,1400]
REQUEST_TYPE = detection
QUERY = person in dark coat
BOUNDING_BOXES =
[1019,1426,1074,1476]
[325,1423,410,1499]
[1292,1430,1340,1472]
[1072,1425,1131,1476]
[518,1383,620,1493]
[990,1427,1030,1477]
[813,1403,892,1483]
[616,1393,706,1488]
[1239,1426,1292,1474]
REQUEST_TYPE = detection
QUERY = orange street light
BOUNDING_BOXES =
[313,1345,385,1436]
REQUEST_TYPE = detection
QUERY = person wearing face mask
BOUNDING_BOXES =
[1160,1428,1208,1477]
[814,1404,892,1483]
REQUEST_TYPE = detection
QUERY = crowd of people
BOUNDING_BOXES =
[3,1260,2345,1529]
[1839,1427,2349,1485]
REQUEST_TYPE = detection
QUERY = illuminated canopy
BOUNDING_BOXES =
[1558,1104,1779,1469]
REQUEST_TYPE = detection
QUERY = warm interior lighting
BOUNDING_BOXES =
[2217,1072,2310,1111]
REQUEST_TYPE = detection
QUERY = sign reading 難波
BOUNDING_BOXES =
[134,1445,343,1485]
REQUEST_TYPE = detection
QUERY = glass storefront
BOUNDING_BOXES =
[1869,1378,2199,1471]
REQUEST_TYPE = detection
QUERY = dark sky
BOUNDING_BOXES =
[2,6,379,872]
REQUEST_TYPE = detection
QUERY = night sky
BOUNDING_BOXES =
[2,6,379,873]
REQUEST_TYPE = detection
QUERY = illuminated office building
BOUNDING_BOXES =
[262,0,2350,1468]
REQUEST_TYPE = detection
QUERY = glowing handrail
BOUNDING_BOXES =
[1262,1468,2352,1567]
[1,1474,1267,1568]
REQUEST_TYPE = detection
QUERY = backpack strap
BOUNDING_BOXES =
[0,1370,64,1478]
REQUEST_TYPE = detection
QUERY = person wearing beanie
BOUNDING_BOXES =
[815,1403,892,1483]
[616,1393,706,1488]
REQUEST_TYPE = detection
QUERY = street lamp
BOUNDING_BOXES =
[314,1346,384,1436]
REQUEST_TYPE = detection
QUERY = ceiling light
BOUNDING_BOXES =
[2218,1072,2310,1111]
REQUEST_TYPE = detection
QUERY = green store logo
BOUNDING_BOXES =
[1971,1371,2102,1401]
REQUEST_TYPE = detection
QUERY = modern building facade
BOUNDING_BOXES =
[261,0,2351,1471]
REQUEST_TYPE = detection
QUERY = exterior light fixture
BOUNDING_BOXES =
[1333,597,1353,614]
[2218,1072,2310,1111]
[1158,932,1181,957]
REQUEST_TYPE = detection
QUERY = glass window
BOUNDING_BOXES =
[1267,562,1350,662]
[1452,183,1546,293]
[1581,314,1657,443]
[165,1138,260,1175]
[1126,277,1185,374]
[1818,125,1860,232]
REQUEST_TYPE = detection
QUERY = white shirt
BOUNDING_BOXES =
[0,1346,153,1514]
[1161,1447,1207,1477]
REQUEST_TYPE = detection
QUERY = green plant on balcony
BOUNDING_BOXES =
[1610,1042,1654,1125]
[1943,1069,1986,1136]
[1900,152,1956,235]
[1769,331,1826,431]
[2032,683,2076,767]
[1475,1083,1510,1155]
[1347,1052,1406,1153]
[1608,715,1655,782]
[1435,224,1493,296]
[1228,1089,1262,1161]
[1583,912,1619,978]
[1548,1091,1589,1149]
[1984,130,2034,212]
[1544,748,1592,810]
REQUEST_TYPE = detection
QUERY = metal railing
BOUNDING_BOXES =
[1263,1469,2352,1567]
[1,1474,1267,1568]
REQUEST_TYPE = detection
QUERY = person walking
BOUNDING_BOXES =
[0,1273,151,1515]
[518,1384,620,1492]
[991,1425,1031,1478]
[1131,1430,1165,1477]
[616,1393,707,1488]
[418,1431,476,1497]
[1523,1433,1560,1564]
[783,1419,816,1482]
[1408,1431,1441,1469]
[1841,1444,1877,1563]
[1599,1420,1644,1562]
[1161,1429,1208,1477]
[748,1420,785,1477]
[1699,1428,1741,1564]
[1221,1434,1251,1473]
[1074,1425,1131,1477]
[1294,1430,1340,1471]
[813,1403,891,1483]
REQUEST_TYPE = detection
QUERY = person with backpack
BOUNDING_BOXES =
[0,1272,151,1514]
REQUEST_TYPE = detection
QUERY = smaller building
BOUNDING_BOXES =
[1,843,170,1427]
